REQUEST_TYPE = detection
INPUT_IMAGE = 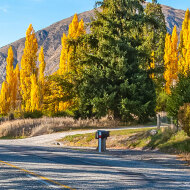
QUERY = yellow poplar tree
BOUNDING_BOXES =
[30,74,40,112]
[164,26,178,94]
[59,34,68,75]
[20,24,38,111]
[178,9,190,75]
[13,64,20,110]
[170,26,178,82]
[0,46,19,114]
[0,82,9,115]
[38,47,46,108]
[68,14,79,39]
[149,51,155,79]
[59,14,86,75]
[58,14,86,112]
[5,46,14,110]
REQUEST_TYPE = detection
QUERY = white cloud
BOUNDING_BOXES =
[0,6,8,13]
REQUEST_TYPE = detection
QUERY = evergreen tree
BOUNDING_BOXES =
[75,0,156,122]
[144,0,166,64]
[144,0,167,88]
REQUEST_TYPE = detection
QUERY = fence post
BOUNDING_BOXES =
[157,114,161,130]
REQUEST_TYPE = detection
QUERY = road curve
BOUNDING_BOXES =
[0,125,156,146]
[0,126,190,189]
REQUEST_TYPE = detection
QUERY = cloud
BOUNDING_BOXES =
[0,6,8,13]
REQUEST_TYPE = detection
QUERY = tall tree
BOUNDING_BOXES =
[58,14,86,112]
[5,46,14,111]
[13,64,20,110]
[59,14,86,76]
[75,0,156,122]
[0,82,9,115]
[164,26,178,94]
[0,46,19,114]
[30,74,40,112]
[59,34,68,75]
[144,0,167,88]
[38,47,46,108]
[178,9,190,76]
[20,24,38,111]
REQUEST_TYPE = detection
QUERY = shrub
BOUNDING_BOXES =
[167,75,190,120]
[178,103,190,137]
[8,113,15,121]
[155,91,168,112]
[23,110,43,119]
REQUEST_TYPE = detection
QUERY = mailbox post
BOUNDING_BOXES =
[95,130,110,152]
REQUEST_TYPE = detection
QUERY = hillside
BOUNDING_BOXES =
[0,4,185,83]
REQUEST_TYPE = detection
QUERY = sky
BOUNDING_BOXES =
[146,0,190,10]
[0,0,190,48]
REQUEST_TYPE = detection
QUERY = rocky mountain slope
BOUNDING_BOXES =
[0,4,185,83]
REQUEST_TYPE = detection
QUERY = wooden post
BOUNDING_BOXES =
[157,114,161,129]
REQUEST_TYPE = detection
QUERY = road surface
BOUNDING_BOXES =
[0,128,190,189]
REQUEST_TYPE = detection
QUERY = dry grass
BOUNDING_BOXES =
[60,128,190,165]
[60,128,154,149]
[0,117,119,138]
[180,153,190,165]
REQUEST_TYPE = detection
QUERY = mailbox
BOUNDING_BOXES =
[95,130,110,139]
[95,130,110,152]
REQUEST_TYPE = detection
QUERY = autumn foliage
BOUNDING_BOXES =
[0,14,85,117]
[2,4,189,121]
[164,9,190,94]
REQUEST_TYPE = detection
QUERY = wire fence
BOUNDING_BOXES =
[157,111,179,132]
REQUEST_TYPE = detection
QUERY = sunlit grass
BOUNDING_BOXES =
[60,127,190,164]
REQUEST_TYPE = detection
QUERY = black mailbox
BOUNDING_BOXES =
[95,130,110,139]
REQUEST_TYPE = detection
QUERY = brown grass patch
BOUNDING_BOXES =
[0,117,119,138]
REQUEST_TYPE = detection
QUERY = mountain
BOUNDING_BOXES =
[0,4,185,83]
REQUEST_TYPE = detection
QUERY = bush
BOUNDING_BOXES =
[156,91,168,112]
[8,113,15,120]
[24,110,43,119]
[178,103,190,137]
[167,75,190,120]
[44,109,75,118]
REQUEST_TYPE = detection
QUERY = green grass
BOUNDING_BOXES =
[63,133,95,144]
[62,128,155,143]
[110,127,155,136]
[151,130,190,153]
[60,127,190,164]
[0,136,26,140]
[60,127,190,154]
[60,127,155,148]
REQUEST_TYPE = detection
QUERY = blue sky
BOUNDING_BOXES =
[146,0,190,10]
[0,0,189,48]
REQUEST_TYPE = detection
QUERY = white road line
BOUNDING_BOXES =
[26,174,60,189]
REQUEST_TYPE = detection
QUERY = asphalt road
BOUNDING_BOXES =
[0,128,190,189]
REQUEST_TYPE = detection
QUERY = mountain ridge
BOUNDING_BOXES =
[0,4,186,83]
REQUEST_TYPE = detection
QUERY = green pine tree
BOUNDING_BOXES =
[75,0,156,122]
[144,0,167,82]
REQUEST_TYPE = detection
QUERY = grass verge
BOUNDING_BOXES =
[60,127,190,164]
[0,117,120,139]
